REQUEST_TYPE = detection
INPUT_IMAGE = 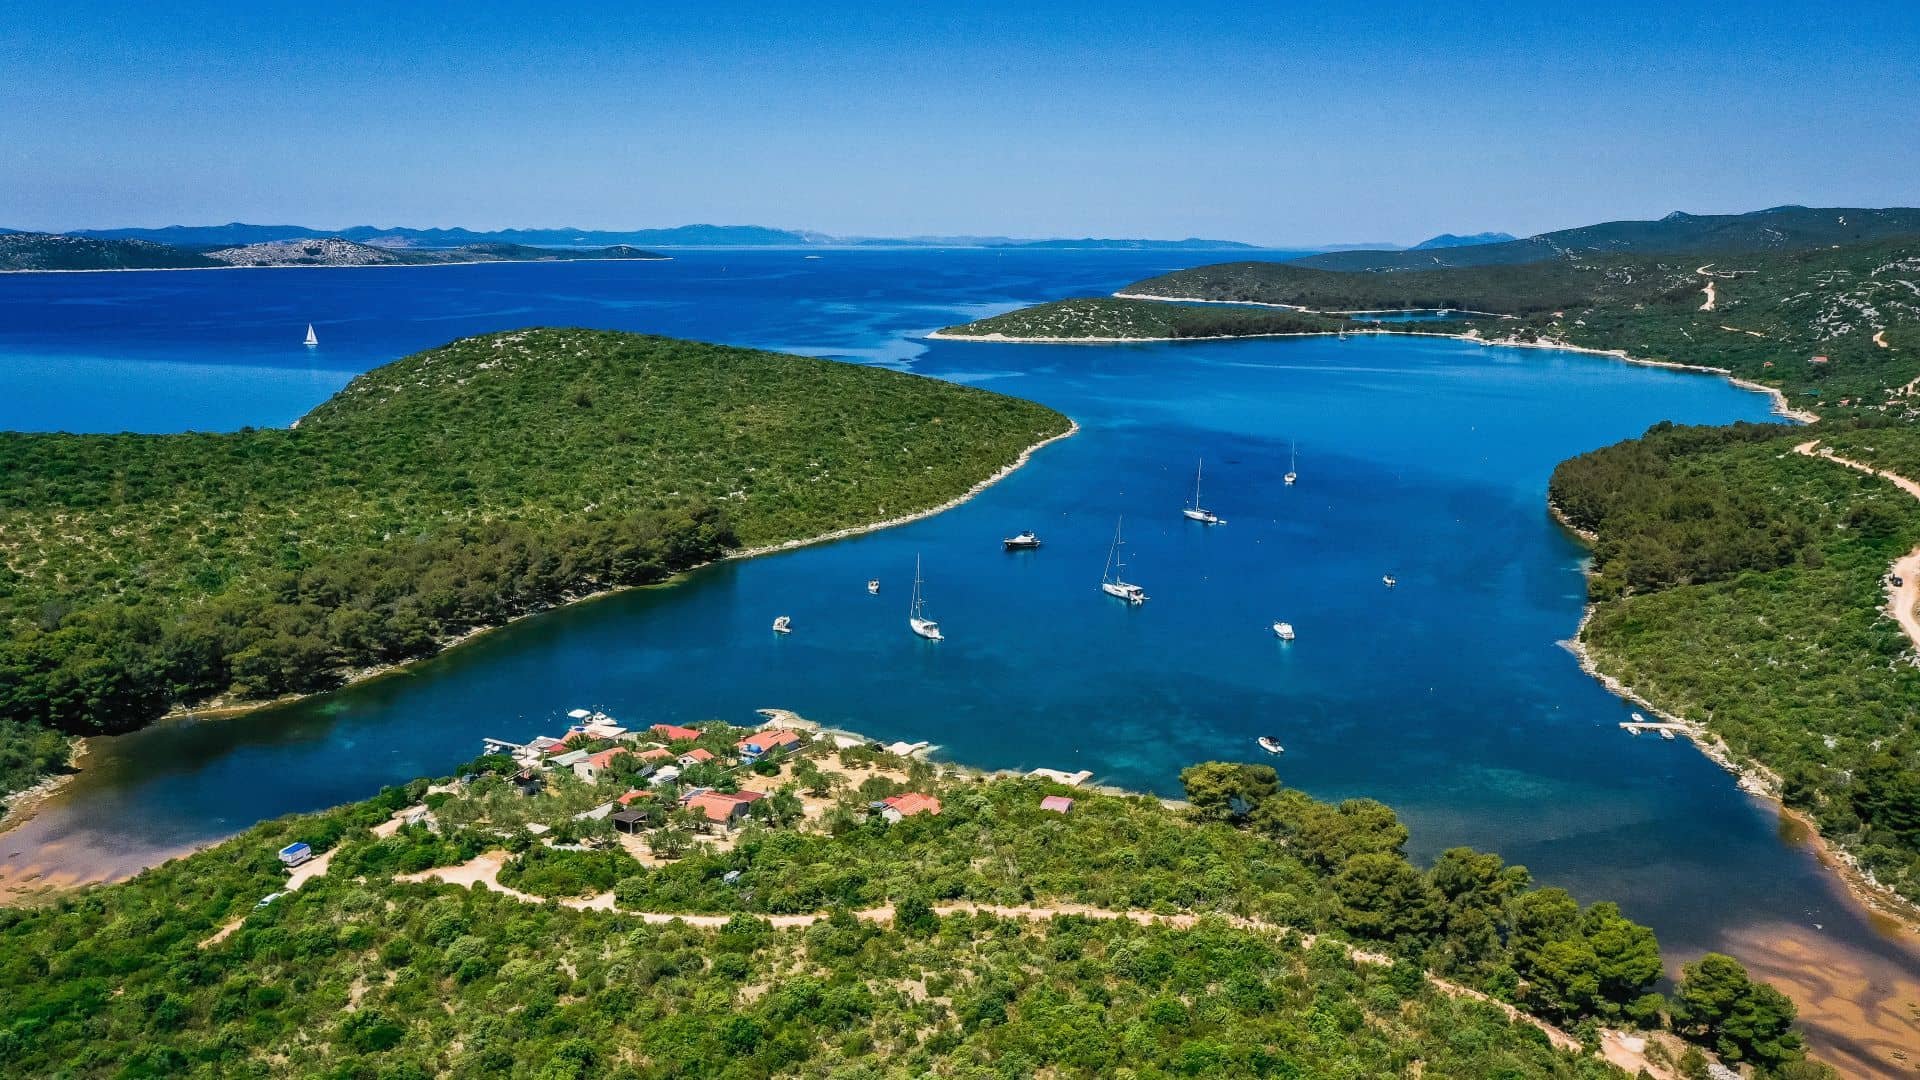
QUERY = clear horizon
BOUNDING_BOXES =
[4,1,1917,246]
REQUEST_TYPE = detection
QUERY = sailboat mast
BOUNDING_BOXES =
[1193,459,1203,508]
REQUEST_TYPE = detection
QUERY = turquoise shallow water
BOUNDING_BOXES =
[0,252,1892,977]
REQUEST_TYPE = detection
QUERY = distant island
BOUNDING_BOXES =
[0,329,1067,801]
[1412,231,1518,250]
[0,232,668,272]
[936,203,1920,923]
[3,221,1278,255]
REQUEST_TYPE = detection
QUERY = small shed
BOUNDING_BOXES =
[277,842,313,868]
[1040,795,1075,814]
[611,810,649,835]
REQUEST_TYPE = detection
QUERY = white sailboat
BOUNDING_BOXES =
[771,616,792,634]
[1182,458,1221,523]
[908,556,943,640]
[1284,441,1297,486]
[303,324,319,347]
[1101,517,1148,604]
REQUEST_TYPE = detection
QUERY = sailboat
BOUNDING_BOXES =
[303,324,319,347]
[1284,441,1297,486]
[1182,458,1221,524]
[771,616,792,634]
[1101,518,1148,604]
[908,556,943,640]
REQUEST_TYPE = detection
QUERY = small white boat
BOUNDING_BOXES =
[303,324,319,347]
[1272,621,1295,641]
[771,616,792,634]
[1183,457,1221,524]
[1284,440,1298,487]
[867,579,880,595]
[909,556,943,640]
[1003,531,1042,549]
[1382,574,1397,588]
[1660,729,1677,741]
[1631,712,1646,724]
[1101,517,1148,604]
[1257,736,1284,755]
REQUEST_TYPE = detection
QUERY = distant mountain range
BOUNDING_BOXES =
[1410,232,1517,250]
[49,222,1270,251]
[0,234,667,272]
[1293,206,1920,271]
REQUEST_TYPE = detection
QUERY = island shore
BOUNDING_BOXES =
[1111,290,1513,318]
[0,254,672,275]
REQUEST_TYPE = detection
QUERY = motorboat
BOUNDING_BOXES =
[1003,531,1042,549]
[1383,573,1397,588]
[868,579,880,594]
[1272,621,1295,641]
[1257,736,1284,755]
[771,616,792,634]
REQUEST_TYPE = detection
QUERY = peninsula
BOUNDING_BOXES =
[0,723,1810,1078]
[0,330,1068,805]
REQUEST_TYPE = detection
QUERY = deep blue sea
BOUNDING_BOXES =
[2,252,1914,1064]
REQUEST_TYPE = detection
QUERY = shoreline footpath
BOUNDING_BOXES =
[0,419,1079,837]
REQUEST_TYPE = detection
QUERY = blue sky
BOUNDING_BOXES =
[3,1,1916,244]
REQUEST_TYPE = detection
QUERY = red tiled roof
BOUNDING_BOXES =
[883,792,942,817]
[731,788,769,803]
[585,749,625,769]
[736,728,803,751]
[679,748,715,763]
[651,724,702,742]
[617,789,656,805]
[1040,795,1075,813]
[685,791,750,823]
[636,747,674,762]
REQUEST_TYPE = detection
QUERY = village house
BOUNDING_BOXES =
[735,727,804,762]
[677,747,715,767]
[879,792,942,823]
[651,723,702,742]
[573,748,629,784]
[681,788,767,830]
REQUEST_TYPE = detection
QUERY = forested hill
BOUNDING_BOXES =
[0,751,1816,1077]
[1120,239,1919,410]
[1292,205,1920,271]
[0,233,221,271]
[0,330,1066,800]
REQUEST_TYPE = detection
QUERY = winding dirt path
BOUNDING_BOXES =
[386,850,1593,1053]
[1794,439,1920,649]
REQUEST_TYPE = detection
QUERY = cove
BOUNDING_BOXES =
[2,252,1916,1074]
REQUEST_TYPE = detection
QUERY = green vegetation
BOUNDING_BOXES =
[0,233,219,271]
[938,297,1344,340]
[1552,420,1920,899]
[1291,204,1920,272]
[0,719,70,813]
[0,757,1827,1078]
[0,329,1067,799]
